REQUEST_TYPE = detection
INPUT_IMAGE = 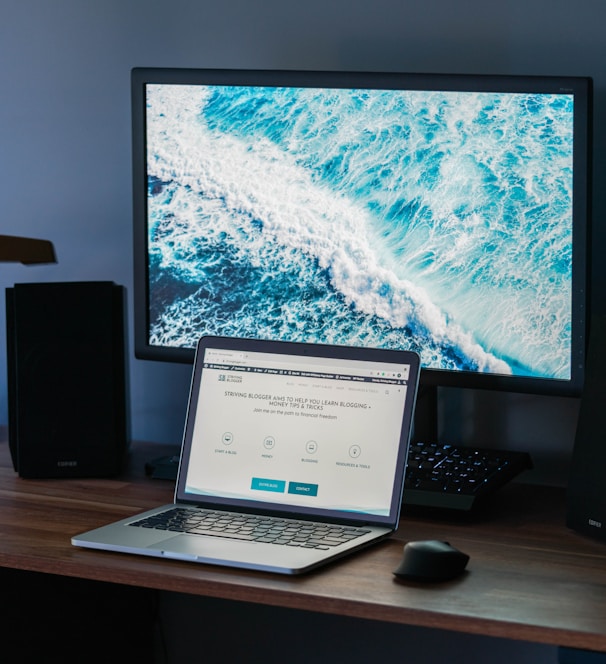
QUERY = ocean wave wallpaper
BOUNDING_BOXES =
[145,82,575,380]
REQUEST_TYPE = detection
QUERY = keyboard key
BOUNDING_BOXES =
[404,442,532,511]
[130,508,370,549]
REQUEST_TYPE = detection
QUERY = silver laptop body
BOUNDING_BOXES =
[72,335,420,574]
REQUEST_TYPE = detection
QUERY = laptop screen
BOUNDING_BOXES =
[176,337,419,525]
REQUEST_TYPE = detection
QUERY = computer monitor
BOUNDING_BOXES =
[132,68,592,422]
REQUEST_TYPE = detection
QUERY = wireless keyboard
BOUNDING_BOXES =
[403,441,533,511]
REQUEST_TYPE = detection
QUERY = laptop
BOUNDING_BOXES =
[72,335,420,574]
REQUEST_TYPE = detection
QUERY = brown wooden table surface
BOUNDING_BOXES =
[2,438,606,652]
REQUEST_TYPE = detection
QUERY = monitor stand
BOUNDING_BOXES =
[412,384,439,443]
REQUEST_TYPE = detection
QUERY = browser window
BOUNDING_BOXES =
[183,348,412,516]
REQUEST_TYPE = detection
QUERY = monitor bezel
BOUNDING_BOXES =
[132,67,592,398]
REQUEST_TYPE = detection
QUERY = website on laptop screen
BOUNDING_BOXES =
[182,347,413,517]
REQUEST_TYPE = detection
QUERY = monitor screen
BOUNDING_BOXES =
[132,68,591,397]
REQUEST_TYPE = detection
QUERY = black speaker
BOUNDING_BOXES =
[5,281,130,478]
[567,314,606,541]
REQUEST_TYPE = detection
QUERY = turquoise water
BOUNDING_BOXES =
[145,82,574,379]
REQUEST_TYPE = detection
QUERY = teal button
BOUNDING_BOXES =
[251,477,286,493]
[288,482,318,497]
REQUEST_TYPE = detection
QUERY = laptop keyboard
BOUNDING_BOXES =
[130,507,372,550]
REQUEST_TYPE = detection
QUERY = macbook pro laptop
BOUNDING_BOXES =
[72,335,420,574]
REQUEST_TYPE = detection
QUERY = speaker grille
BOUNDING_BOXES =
[567,314,606,541]
[6,281,129,478]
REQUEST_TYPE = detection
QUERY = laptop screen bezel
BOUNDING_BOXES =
[174,335,420,528]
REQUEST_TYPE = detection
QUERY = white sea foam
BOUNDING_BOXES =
[146,83,575,378]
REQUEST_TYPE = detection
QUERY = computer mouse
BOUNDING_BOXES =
[393,540,469,582]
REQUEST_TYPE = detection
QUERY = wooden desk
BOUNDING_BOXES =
[1,440,606,654]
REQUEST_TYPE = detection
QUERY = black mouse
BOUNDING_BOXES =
[393,540,469,582]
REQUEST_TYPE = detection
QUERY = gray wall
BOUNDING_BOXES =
[2,0,605,485]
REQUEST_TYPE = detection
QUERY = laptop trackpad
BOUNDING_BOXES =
[152,533,266,557]
[150,534,315,567]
